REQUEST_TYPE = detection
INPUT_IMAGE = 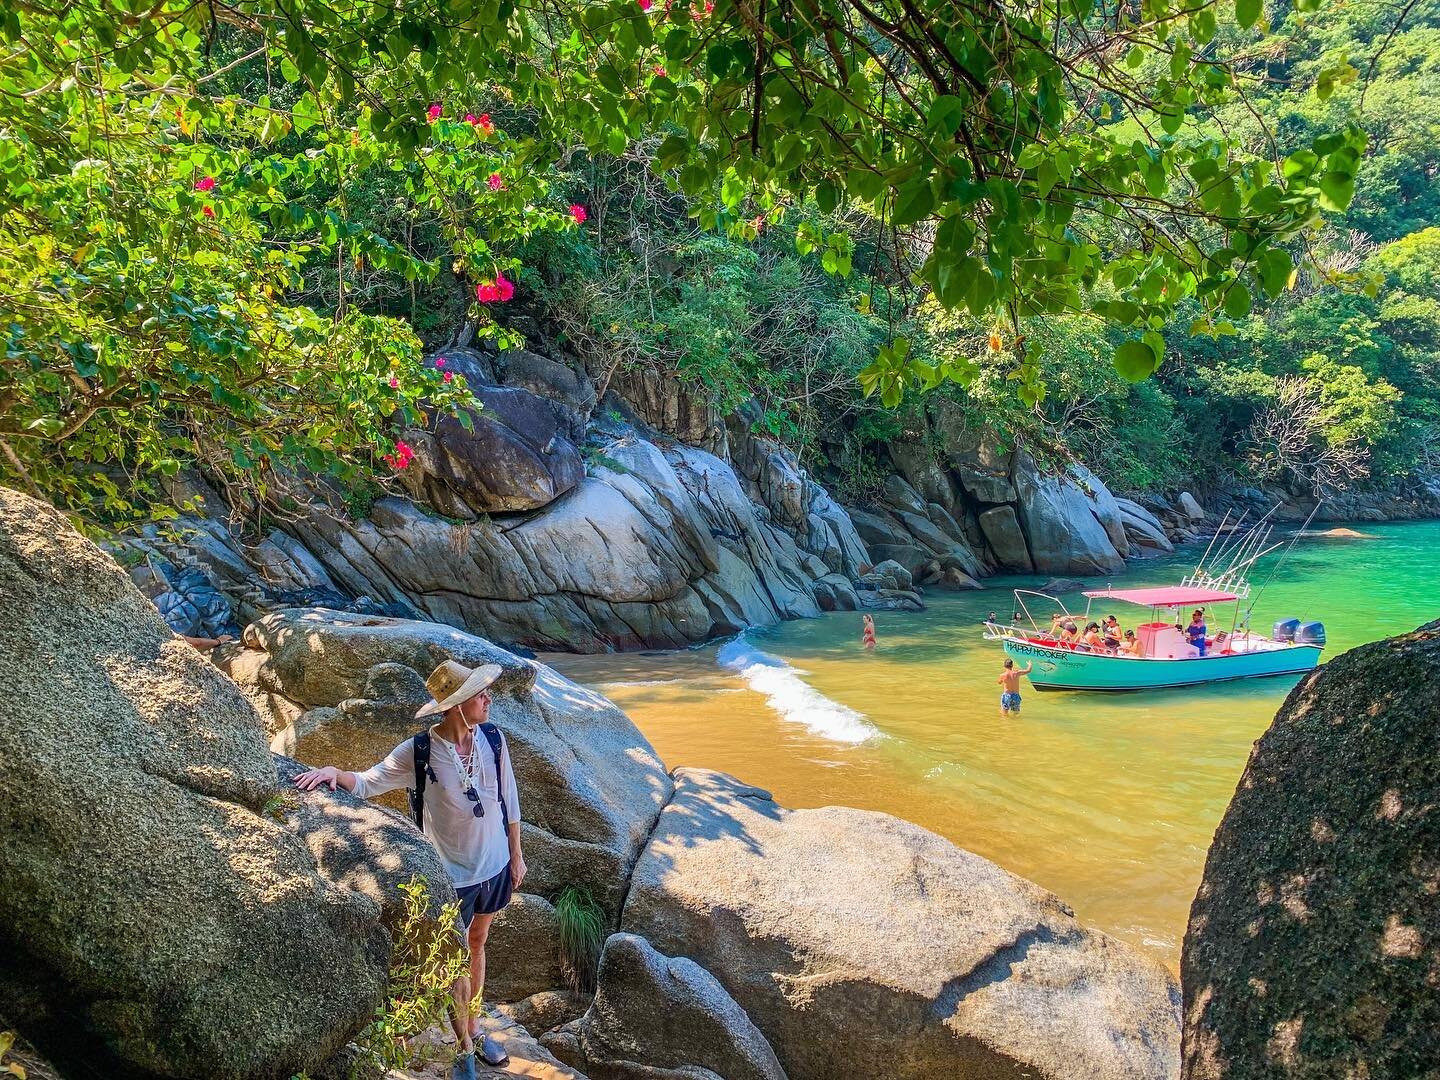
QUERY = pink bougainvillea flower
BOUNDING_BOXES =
[383,438,415,470]
[476,113,494,135]
[487,172,504,191]
[477,282,500,303]
[752,214,764,233]
[194,176,216,192]
[434,357,447,369]
[443,370,454,383]
[495,271,515,301]
[638,0,652,11]
[202,205,215,218]
[569,204,588,224]
[652,64,667,77]
[427,102,443,122]
[389,376,399,389]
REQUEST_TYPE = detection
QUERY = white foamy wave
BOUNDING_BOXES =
[716,637,879,744]
[597,678,684,689]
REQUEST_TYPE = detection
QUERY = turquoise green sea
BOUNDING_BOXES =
[550,522,1440,968]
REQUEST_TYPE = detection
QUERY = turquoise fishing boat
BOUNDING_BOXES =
[983,507,1326,692]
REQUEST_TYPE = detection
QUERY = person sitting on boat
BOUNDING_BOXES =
[1185,609,1210,657]
[1081,622,1106,652]
[1119,629,1144,656]
[1048,613,1067,642]
[1101,615,1122,653]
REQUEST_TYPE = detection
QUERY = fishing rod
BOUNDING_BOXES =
[1191,508,1232,578]
[1213,503,1282,581]
[1211,521,1269,591]
[1244,501,1324,625]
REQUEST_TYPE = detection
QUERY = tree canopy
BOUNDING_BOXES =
[0,0,1420,520]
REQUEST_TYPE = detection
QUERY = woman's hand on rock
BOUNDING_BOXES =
[295,766,340,791]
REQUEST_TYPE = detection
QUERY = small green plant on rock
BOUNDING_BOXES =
[554,885,606,996]
[351,876,467,1078]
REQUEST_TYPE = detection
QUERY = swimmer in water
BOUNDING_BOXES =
[998,657,1032,716]
[861,613,877,650]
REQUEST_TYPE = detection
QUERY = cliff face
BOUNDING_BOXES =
[114,344,1169,653]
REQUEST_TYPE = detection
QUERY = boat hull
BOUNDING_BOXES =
[1001,638,1322,692]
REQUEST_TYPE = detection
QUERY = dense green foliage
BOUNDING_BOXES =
[0,0,1433,521]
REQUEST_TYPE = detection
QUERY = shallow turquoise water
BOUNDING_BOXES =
[551,522,1440,967]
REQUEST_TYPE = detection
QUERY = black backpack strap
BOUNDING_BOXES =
[407,730,432,829]
[479,722,509,832]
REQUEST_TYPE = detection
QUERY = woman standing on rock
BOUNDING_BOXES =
[294,660,525,1080]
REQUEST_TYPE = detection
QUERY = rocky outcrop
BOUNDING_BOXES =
[544,933,786,1080]
[622,769,1181,1080]
[235,607,673,917]
[1181,620,1440,1079]
[1013,452,1126,575]
[851,408,1141,580]
[400,384,586,517]
[1116,498,1175,553]
[0,488,425,1080]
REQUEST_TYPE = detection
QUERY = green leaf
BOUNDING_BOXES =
[1235,0,1261,30]
[1222,283,1252,319]
[1114,340,1159,382]
[1318,170,1355,211]
[890,178,936,227]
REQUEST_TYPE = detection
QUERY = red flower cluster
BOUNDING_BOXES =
[427,103,443,122]
[638,0,652,10]
[389,375,400,389]
[194,176,216,192]
[443,371,454,383]
[435,357,447,368]
[465,113,495,135]
[569,204,588,224]
[476,272,516,304]
[383,439,415,470]
[488,172,505,191]
[653,64,667,77]
[202,206,215,218]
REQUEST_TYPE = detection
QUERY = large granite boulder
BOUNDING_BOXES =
[494,348,598,422]
[544,933,786,1080]
[239,608,673,916]
[887,439,959,510]
[0,488,404,1079]
[1012,453,1126,576]
[1181,620,1440,1079]
[978,505,1033,572]
[403,384,586,516]
[1115,499,1175,552]
[1070,464,1130,556]
[622,769,1181,1080]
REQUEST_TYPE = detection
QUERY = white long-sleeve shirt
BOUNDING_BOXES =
[352,724,521,889]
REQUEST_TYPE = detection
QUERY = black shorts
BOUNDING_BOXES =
[456,864,513,926]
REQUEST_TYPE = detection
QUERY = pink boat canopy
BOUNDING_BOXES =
[1082,585,1240,607]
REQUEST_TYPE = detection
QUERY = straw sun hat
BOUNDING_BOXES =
[415,660,503,719]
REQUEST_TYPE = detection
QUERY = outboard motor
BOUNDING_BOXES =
[1296,621,1327,647]
[1273,617,1301,643]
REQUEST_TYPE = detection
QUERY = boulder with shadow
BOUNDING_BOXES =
[0,487,416,1080]
[621,769,1181,1080]
[1182,619,1440,1078]
[543,933,786,1080]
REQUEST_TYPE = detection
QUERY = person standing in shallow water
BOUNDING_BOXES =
[294,661,525,1080]
[997,657,1032,716]
[861,614,877,649]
